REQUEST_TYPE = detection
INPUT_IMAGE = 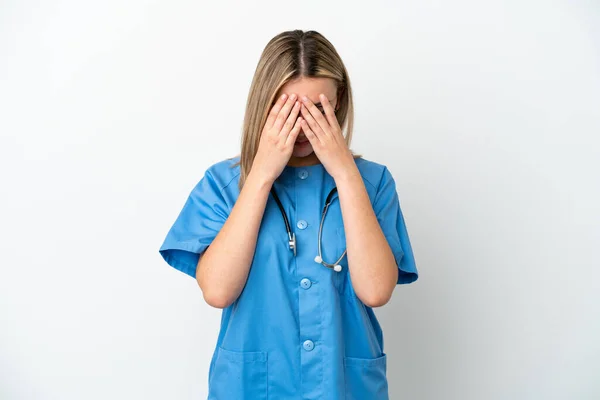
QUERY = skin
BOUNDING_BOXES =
[275,77,339,167]
[197,77,398,309]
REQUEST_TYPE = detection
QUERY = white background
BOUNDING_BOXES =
[1,1,599,399]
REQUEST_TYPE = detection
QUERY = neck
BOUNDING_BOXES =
[287,153,321,167]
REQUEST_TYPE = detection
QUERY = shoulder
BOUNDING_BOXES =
[353,156,393,192]
[202,155,241,192]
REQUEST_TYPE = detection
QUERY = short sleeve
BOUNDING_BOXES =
[373,167,418,284]
[158,169,230,279]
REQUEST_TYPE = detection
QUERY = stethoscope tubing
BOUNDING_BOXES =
[270,186,346,271]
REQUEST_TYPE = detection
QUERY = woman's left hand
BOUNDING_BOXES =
[299,94,357,181]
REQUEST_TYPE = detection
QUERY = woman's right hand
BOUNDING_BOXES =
[251,93,303,184]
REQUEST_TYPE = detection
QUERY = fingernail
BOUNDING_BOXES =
[302,96,308,102]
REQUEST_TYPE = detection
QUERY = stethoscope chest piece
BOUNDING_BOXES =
[289,232,296,257]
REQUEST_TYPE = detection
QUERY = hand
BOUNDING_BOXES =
[251,93,303,184]
[299,94,356,180]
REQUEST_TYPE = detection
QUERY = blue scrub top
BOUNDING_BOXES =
[159,155,418,400]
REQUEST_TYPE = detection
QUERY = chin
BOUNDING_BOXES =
[292,145,314,158]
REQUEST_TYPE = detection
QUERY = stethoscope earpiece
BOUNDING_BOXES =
[314,255,343,272]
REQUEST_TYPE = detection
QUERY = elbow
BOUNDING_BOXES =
[362,292,392,308]
[196,255,234,309]
[202,289,234,309]
[359,264,397,308]
[196,275,235,309]
[361,277,396,308]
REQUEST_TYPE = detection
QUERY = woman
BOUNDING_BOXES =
[159,29,418,400]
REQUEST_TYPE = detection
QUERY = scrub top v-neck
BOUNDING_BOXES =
[159,155,418,400]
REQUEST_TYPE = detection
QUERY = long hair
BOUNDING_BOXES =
[231,29,361,191]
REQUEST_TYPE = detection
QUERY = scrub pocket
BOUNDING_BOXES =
[208,346,268,400]
[343,353,389,400]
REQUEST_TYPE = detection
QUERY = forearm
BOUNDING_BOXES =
[335,167,398,307]
[196,170,273,308]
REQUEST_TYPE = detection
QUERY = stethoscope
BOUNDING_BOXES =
[270,186,347,272]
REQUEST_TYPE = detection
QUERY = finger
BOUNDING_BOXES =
[273,94,298,132]
[280,100,301,136]
[266,93,290,128]
[300,103,326,139]
[301,96,330,136]
[319,94,338,129]
[285,117,303,147]
[300,118,321,145]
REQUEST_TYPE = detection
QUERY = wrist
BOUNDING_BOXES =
[332,159,361,183]
[247,168,276,191]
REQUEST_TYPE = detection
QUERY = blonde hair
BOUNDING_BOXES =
[230,29,361,191]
